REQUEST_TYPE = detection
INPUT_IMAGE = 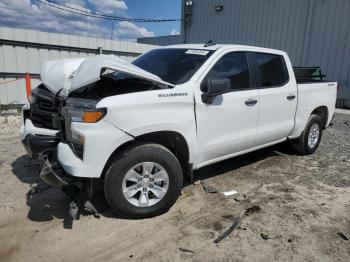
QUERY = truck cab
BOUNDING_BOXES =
[20,44,337,218]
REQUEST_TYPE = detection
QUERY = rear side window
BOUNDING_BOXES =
[255,53,288,87]
[204,52,251,91]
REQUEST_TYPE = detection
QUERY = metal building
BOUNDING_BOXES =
[138,0,350,107]
[0,27,155,105]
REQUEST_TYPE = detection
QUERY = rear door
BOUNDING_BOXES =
[253,52,297,145]
[194,51,260,167]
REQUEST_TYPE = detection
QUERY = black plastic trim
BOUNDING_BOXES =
[22,134,58,158]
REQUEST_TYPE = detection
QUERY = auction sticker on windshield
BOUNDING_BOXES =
[185,50,210,56]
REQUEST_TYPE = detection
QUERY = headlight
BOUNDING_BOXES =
[65,99,107,123]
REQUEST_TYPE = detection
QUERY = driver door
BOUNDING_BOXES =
[194,51,260,167]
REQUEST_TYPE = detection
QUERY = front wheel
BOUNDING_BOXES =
[104,143,183,218]
[292,114,323,155]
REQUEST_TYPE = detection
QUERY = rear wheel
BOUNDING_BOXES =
[104,143,183,218]
[292,114,323,155]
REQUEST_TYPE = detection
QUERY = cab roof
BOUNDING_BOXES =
[164,44,286,55]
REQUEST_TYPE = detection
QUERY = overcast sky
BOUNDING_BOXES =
[0,0,181,41]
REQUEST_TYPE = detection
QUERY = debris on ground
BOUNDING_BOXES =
[1,113,350,261]
[261,233,270,240]
[214,210,246,244]
[214,205,262,244]
[337,231,349,241]
[234,194,245,202]
[179,247,195,254]
[84,200,101,218]
[26,185,50,196]
[201,181,218,193]
[233,184,264,202]
[223,190,238,196]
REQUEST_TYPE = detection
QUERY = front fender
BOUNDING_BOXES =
[99,89,198,164]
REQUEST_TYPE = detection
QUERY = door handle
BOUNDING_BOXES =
[245,99,258,106]
[287,94,296,101]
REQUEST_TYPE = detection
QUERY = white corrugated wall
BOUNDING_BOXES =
[0,27,156,105]
[179,0,350,104]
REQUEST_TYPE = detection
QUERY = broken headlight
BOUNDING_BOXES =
[64,99,107,123]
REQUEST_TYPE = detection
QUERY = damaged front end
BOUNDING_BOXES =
[39,149,100,219]
[33,54,174,219]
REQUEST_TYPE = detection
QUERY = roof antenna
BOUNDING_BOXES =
[204,40,215,47]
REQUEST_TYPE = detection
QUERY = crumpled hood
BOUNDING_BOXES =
[40,57,86,95]
[40,55,174,96]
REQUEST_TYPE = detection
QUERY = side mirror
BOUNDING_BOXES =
[201,78,231,104]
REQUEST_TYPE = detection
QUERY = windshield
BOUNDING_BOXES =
[131,48,214,85]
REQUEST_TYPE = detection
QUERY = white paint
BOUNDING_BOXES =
[20,119,58,140]
[40,58,86,95]
[41,55,174,95]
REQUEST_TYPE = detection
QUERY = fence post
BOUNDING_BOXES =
[25,72,31,99]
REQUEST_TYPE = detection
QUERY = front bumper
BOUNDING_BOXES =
[20,117,59,158]
[20,114,58,141]
[22,134,58,158]
[39,151,68,188]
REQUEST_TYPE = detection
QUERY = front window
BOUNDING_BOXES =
[132,48,214,85]
[203,52,251,91]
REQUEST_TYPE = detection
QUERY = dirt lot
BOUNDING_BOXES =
[0,113,349,262]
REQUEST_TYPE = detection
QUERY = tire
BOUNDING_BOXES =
[104,143,183,219]
[292,114,323,155]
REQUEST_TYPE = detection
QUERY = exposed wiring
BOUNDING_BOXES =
[35,0,182,22]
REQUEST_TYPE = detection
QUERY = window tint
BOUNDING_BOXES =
[256,53,287,87]
[204,52,250,90]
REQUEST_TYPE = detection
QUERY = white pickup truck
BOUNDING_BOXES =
[21,44,337,218]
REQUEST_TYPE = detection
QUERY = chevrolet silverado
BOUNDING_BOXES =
[20,44,337,218]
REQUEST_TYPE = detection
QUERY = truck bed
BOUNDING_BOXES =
[289,81,337,138]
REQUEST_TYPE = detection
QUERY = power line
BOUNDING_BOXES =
[35,0,182,22]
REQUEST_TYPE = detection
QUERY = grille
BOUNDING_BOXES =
[30,85,62,130]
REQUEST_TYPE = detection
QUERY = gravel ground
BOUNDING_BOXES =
[0,113,349,262]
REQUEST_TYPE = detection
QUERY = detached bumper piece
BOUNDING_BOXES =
[22,134,58,159]
[39,151,100,220]
[40,151,69,189]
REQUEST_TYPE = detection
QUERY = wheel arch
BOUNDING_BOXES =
[311,105,329,129]
[101,130,192,180]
